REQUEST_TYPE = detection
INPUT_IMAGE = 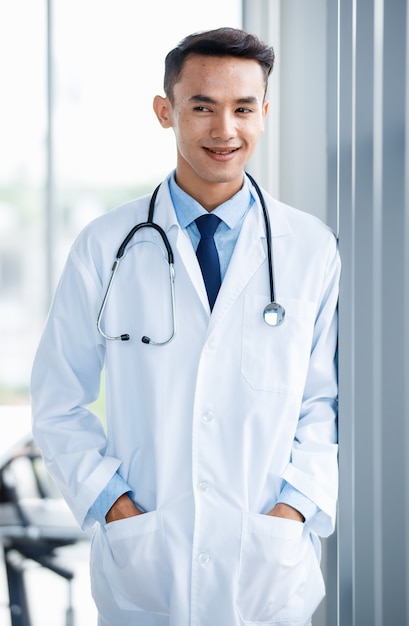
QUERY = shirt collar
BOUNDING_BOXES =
[168,170,254,230]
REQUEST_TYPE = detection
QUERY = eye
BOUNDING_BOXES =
[193,105,211,113]
[236,107,252,114]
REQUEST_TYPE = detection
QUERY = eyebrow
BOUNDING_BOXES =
[189,94,259,105]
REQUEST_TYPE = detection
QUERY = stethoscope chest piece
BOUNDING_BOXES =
[97,175,287,344]
[263,301,285,327]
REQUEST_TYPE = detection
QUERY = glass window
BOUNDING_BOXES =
[0,1,47,403]
[0,1,241,407]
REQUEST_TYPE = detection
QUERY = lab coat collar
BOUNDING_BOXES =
[152,171,292,239]
[208,200,267,328]
[209,183,292,329]
[246,176,292,239]
[148,174,180,232]
[152,177,210,309]
[150,173,292,318]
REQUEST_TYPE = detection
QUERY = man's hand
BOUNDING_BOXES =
[105,493,144,523]
[267,502,305,523]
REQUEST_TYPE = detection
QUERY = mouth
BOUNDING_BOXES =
[203,147,241,164]
[204,147,240,155]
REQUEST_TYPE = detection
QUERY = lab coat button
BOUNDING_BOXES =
[202,410,214,422]
[199,481,211,492]
[198,552,210,564]
[207,338,217,350]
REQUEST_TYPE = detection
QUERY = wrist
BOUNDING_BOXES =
[105,493,143,523]
[267,502,305,523]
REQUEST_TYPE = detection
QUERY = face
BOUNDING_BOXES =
[153,54,269,207]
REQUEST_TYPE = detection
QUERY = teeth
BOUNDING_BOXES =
[211,150,234,154]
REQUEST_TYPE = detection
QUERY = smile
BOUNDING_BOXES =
[205,147,240,154]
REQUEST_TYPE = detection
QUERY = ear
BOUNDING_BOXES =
[261,100,269,130]
[153,95,173,129]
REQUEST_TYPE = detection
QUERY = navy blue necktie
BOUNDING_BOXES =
[195,214,221,310]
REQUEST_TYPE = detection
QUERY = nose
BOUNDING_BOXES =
[209,111,237,141]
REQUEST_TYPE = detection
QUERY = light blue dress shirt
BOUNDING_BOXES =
[169,171,254,280]
[87,173,318,525]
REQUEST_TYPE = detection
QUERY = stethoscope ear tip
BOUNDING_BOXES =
[97,176,285,343]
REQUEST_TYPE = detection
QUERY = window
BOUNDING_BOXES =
[0,1,241,406]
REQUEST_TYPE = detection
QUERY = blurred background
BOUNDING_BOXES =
[0,0,242,407]
[1,0,409,625]
[1,2,242,624]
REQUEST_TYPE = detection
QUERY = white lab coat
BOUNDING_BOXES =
[31,174,340,626]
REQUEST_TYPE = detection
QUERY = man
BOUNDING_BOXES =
[31,27,340,626]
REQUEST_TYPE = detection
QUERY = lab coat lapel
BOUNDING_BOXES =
[152,177,293,320]
[153,180,210,311]
[175,226,210,310]
[209,193,292,333]
[208,203,265,331]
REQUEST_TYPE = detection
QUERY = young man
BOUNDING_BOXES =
[31,27,340,626]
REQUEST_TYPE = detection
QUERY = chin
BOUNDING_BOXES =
[202,167,244,185]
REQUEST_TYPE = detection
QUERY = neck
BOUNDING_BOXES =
[174,169,244,211]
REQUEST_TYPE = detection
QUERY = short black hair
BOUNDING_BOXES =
[164,27,275,102]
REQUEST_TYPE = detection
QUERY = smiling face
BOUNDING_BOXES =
[153,54,269,210]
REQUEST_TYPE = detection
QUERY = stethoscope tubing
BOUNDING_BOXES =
[96,174,284,343]
[245,172,276,305]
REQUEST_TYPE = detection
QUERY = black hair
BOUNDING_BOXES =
[163,27,275,102]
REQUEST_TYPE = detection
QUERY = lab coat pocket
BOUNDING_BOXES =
[241,296,315,393]
[102,510,171,614]
[237,513,324,625]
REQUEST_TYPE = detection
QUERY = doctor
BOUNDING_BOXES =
[31,27,340,626]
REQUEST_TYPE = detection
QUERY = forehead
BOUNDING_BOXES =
[173,54,266,100]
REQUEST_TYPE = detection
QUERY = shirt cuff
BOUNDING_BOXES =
[86,472,131,525]
[277,481,319,523]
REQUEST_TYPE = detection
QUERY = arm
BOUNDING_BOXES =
[267,482,319,523]
[86,472,144,524]
[31,243,122,529]
[280,234,340,536]
[105,493,144,522]
[267,503,304,523]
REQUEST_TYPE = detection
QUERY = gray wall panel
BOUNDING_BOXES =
[243,1,409,623]
[338,0,409,624]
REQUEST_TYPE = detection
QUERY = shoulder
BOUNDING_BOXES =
[263,190,337,247]
[256,189,340,279]
[69,193,152,265]
[83,194,151,240]
[72,175,175,257]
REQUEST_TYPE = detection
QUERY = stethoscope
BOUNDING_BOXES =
[96,173,285,345]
